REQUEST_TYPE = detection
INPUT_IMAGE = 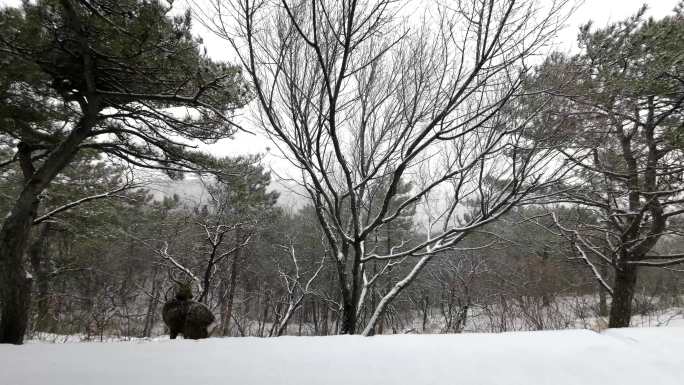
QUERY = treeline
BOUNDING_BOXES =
[2,154,681,339]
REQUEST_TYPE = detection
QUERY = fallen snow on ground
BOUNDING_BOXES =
[3,327,684,385]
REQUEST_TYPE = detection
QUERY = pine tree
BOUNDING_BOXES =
[0,0,249,344]
[530,3,684,327]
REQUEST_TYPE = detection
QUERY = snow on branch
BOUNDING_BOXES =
[33,180,138,225]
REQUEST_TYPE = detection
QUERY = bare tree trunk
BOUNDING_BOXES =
[218,279,229,336]
[421,295,430,332]
[222,237,242,336]
[608,265,638,328]
[340,296,357,334]
[142,266,161,337]
[275,303,294,337]
[539,249,551,307]
[336,248,358,335]
[456,304,469,333]
[598,263,609,317]
[268,302,281,337]
[258,291,269,337]
[311,300,319,335]
[362,255,433,336]
[321,304,329,336]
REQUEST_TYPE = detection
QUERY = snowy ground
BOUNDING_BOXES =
[2,327,684,385]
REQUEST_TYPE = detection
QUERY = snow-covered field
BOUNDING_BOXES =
[2,327,684,385]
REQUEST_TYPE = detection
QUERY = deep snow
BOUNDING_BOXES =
[2,327,683,385]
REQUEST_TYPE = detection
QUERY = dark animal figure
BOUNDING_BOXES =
[162,284,215,339]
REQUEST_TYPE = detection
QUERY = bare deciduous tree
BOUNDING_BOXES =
[197,0,571,335]
[273,242,326,336]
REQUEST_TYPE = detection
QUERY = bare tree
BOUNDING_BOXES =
[196,0,570,335]
[428,254,486,333]
[273,242,326,336]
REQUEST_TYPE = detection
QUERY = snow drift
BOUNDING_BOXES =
[2,327,683,385]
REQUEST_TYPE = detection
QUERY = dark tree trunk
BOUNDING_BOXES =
[339,244,363,335]
[421,295,430,332]
[321,304,329,336]
[539,249,551,307]
[221,241,242,336]
[608,264,638,328]
[142,266,161,337]
[339,297,357,334]
[28,223,51,332]
[0,114,96,344]
[218,279,229,336]
[0,241,34,345]
[456,304,469,333]
[0,189,40,344]
[297,305,303,336]
[311,300,319,335]
[258,290,269,337]
[598,263,609,317]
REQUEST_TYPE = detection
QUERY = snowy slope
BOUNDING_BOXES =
[2,328,683,385]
